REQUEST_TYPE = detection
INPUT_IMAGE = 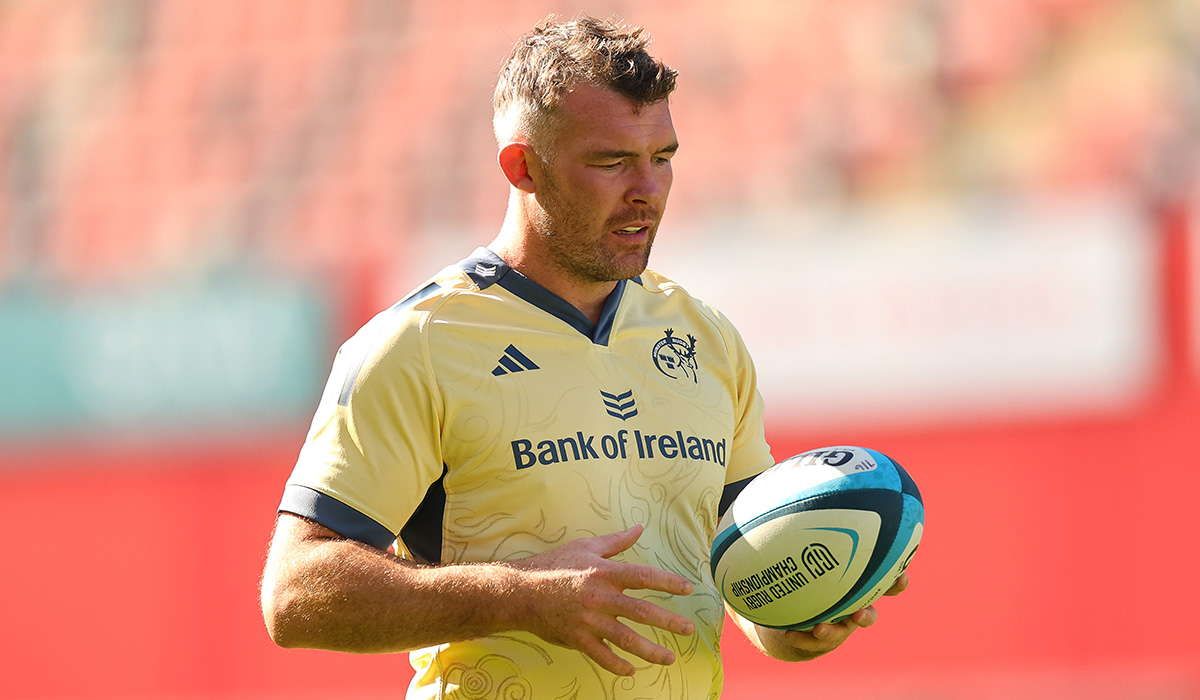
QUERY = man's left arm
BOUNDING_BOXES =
[727,573,909,662]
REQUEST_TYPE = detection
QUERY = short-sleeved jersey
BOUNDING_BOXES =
[280,247,774,700]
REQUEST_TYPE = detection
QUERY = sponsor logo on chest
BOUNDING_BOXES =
[492,329,726,470]
[510,426,727,470]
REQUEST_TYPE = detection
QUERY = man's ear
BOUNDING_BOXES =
[498,143,538,193]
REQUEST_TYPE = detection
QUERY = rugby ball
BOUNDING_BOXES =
[711,446,923,630]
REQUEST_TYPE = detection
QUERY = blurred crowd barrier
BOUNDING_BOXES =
[2,2,1198,699]
[2,0,1198,437]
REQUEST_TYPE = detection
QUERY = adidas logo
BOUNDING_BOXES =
[600,390,637,420]
[492,344,540,376]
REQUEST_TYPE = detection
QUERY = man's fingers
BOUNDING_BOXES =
[585,614,681,672]
[566,608,687,676]
[597,619,677,668]
[575,635,638,677]
[885,572,909,596]
[516,527,701,676]
[782,612,865,646]
[591,524,644,559]
[573,526,696,597]
[606,593,695,637]
[846,604,878,627]
[783,620,856,655]
[572,592,694,673]
[610,560,694,597]
[566,617,676,677]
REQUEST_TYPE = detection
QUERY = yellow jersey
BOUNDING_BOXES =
[280,247,773,699]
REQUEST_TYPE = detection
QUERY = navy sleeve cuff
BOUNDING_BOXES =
[278,484,396,551]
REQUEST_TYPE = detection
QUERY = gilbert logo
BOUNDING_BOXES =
[653,328,698,383]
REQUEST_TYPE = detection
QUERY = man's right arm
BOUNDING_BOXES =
[260,513,696,676]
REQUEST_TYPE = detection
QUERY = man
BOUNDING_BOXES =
[261,15,906,699]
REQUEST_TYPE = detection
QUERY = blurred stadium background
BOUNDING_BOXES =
[2,0,1199,698]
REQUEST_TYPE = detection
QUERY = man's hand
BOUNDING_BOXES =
[778,572,909,660]
[734,572,910,662]
[263,516,695,673]
[508,524,697,676]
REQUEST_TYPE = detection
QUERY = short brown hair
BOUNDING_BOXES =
[493,15,678,153]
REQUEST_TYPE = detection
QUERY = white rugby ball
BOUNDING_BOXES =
[711,446,923,629]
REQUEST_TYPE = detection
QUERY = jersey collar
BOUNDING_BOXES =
[458,247,640,346]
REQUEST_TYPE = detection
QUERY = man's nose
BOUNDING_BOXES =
[627,162,670,207]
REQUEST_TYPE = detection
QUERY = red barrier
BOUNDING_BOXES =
[3,376,1198,700]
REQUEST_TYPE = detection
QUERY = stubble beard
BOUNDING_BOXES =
[532,174,657,284]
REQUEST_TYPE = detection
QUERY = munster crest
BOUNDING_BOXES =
[652,328,698,383]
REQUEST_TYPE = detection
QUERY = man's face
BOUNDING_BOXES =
[528,83,678,284]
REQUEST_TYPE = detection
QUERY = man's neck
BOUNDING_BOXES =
[489,239,616,325]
